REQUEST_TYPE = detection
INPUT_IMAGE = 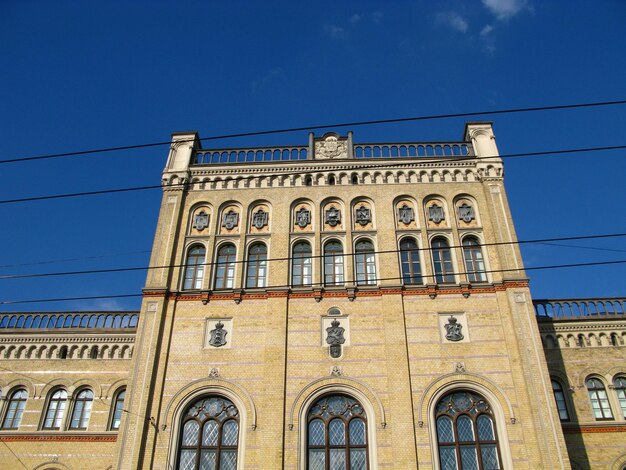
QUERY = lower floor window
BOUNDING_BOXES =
[435,390,502,470]
[178,396,239,470]
[307,394,368,469]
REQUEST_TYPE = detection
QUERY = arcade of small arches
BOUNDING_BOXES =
[541,330,626,349]
[0,342,134,360]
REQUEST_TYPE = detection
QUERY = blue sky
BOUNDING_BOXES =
[1,1,625,312]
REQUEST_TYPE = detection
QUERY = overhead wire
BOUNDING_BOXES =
[1,143,625,205]
[1,98,625,165]
[1,258,626,305]
[1,232,625,280]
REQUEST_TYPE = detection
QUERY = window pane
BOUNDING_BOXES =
[439,447,458,470]
[477,415,495,441]
[400,239,422,285]
[460,445,479,470]
[350,449,367,470]
[309,449,326,470]
[112,390,125,430]
[203,420,219,446]
[329,449,346,470]
[309,419,325,445]
[219,450,237,470]
[221,420,238,446]
[329,419,345,445]
[457,416,475,442]
[179,449,197,470]
[437,416,455,443]
[199,450,216,470]
[349,419,366,445]
[182,420,200,446]
[480,445,501,469]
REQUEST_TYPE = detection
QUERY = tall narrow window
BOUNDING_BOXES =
[324,241,344,286]
[246,243,267,288]
[355,240,376,285]
[586,378,613,420]
[462,237,487,282]
[613,376,626,419]
[432,238,455,283]
[184,245,206,290]
[1,389,28,429]
[307,394,368,469]
[178,396,239,470]
[69,388,93,430]
[400,238,422,285]
[435,390,502,470]
[43,389,68,430]
[291,242,312,287]
[214,244,236,289]
[551,379,570,421]
[110,388,126,430]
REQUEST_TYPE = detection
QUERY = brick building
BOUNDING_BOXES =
[0,123,624,469]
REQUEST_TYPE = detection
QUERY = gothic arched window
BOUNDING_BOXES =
[177,396,239,470]
[435,390,502,470]
[586,378,613,420]
[307,394,368,469]
[355,240,376,285]
[43,389,68,430]
[462,237,487,282]
[69,388,93,430]
[551,379,570,421]
[246,243,267,288]
[109,388,126,431]
[1,388,28,429]
[400,238,422,285]
[432,237,455,283]
[184,245,206,290]
[324,241,344,286]
[614,376,626,418]
[292,242,312,287]
[214,244,236,289]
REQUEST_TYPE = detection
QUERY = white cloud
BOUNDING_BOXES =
[370,11,383,24]
[481,0,531,21]
[480,24,494,36]
[436,11,469,33]
[324,24,348,40]
[348,14,362,24]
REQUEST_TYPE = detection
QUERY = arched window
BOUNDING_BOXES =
[586,378,613,420]
[462,237,487,282]
[355,240,376,286]
[184,245,206,290]
[328,175,336,185]
[324,241,344,286]
[432,238,455,283]
[292,242,312,287]
[435,390,502,470]
[613,376,626,419]
[69,388,94,429]
[214,244,236,289]
[1,389,28,429]
[551,379,570,421]
[109,388,126,431]
[307,394,368,469]
[246,243,267,288]
[177,396,239,470]
[43,389,68,430]
[399,238,422,285]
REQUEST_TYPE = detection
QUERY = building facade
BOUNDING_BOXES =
[0,124,624,469]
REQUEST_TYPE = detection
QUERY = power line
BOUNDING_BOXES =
[2,99,626,165]
[1,258,626,305]
[1,232,625,281]
[1,143,625,205]
[0,250,151,269]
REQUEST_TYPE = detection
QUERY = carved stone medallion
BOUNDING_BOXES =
[325,207,341,227]
[428,204,445,224]
[193,211,209,231]
[295,208,311,228]
[315,135,348,159]
[398,204,414,225]
[252,209,268,229]
[355,206,371,226]
[222,210,239,230]
[326,319,346,358]
[209,321,228,347]
[458,203,475,223]
[445,316,464,342]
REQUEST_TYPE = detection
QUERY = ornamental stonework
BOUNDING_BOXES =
[315,135,348,160]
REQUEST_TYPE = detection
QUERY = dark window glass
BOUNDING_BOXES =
[586,378,613,420]
[184,245,206,290]
[355,241,376,286]
[432,238,455,283]
[614,376,626,418]
[177,396,239,470]
[292,242,312,287]
[214,244,236,289]
[551,380,570,421]
[246,243,267,288]
[1,389,28,429]
[110,389,126,430]
[307,394,368,469]
[462,237,487,282]
[435,390,502,470]
[400,238,422,285]
[43,389,68,430]
[324,241,344,286]
[69,389,93,429]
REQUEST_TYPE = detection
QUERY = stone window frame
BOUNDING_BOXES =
[182,242,207,291]
[244,241,269,289]
[290,238,314,287]
[460,234,489,283]
[585,376,614,421]
[68,387,94,430]
[353,237,378,286]
[0,386,28,430]
[41,387,69,430]
[322,239,345,287]
[397,235,424,286]
[429,234,458,284]
[213,242,238,290]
